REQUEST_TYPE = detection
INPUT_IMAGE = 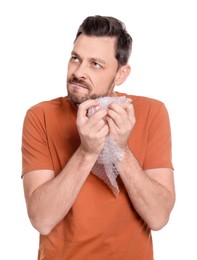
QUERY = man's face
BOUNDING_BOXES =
[67,34,119,104]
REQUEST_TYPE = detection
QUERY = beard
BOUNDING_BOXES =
[67,92,101,105]
[67,76,115,105]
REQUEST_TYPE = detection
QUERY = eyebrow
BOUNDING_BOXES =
[71,51,106,65]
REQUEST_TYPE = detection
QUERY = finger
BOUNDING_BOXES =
[87,109,107,128]
[106,116,115,131]
[98,124,109,138]
[120,102,134,117]
[120,103,136,127]
[108,102,124,113]
[107,103,126,127]
[78,100,100,119]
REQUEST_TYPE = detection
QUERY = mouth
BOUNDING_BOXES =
[71,83,89,90]
[69,79,90,90]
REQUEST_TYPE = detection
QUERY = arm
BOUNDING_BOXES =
[119,151,175,230]
[107,102,175,230]
[23,100,109,235]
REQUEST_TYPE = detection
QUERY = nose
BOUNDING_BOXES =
[73,62,88,79]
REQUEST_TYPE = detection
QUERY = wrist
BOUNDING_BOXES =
[77,145,100,162]
[122,146,131,157]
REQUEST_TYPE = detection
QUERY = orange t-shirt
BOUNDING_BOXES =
[21,92,173,260]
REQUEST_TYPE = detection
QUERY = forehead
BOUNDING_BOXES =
[73,34,117,61]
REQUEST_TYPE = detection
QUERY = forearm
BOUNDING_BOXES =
[119,147,175,231]
[28,146,98,235]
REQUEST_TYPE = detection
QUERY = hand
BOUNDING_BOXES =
[76,100,109,155]
[106,102,135,149]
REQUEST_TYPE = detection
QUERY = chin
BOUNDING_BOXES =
[67,91,109,105]
[67,93,88,105]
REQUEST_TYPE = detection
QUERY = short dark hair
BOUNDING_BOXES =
[74,15,133,67]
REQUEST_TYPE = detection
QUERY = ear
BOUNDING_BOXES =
[114,65,131,86]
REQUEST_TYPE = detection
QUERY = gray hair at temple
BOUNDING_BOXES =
[74,15,133,67]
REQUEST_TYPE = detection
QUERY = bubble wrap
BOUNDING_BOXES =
[88,96,131,196]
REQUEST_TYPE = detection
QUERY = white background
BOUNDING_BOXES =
[0,0,196,259]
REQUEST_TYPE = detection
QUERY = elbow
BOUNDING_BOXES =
[28,213,54,236]
[149,216,170,231]
[35,225,53,236]
[150,195,176,231]
[31,219,53,236]
[148,204,175,231]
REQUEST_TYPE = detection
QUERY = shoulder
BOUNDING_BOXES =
[116,92,166,110]
[28,97,65,111]
[25,96,73,117]
[132,95,167,115]
[22,97,76,127]
[116,92,170,123]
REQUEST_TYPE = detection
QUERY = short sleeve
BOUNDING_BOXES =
[21,108,53,176]
[143,103,173,170]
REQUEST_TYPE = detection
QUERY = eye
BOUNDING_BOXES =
[70,55,80,63]
[92,62,102,69]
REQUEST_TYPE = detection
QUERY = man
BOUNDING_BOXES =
[21,15,175,259]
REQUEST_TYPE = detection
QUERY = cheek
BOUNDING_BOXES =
[98,73,115,88]
[93,79,109,93]
[67,63,76,76]
[66,66,71,78]
[67,69,76,82]
[97,72,114,85]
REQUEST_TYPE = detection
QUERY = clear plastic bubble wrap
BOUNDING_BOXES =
[88,96,131,196]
